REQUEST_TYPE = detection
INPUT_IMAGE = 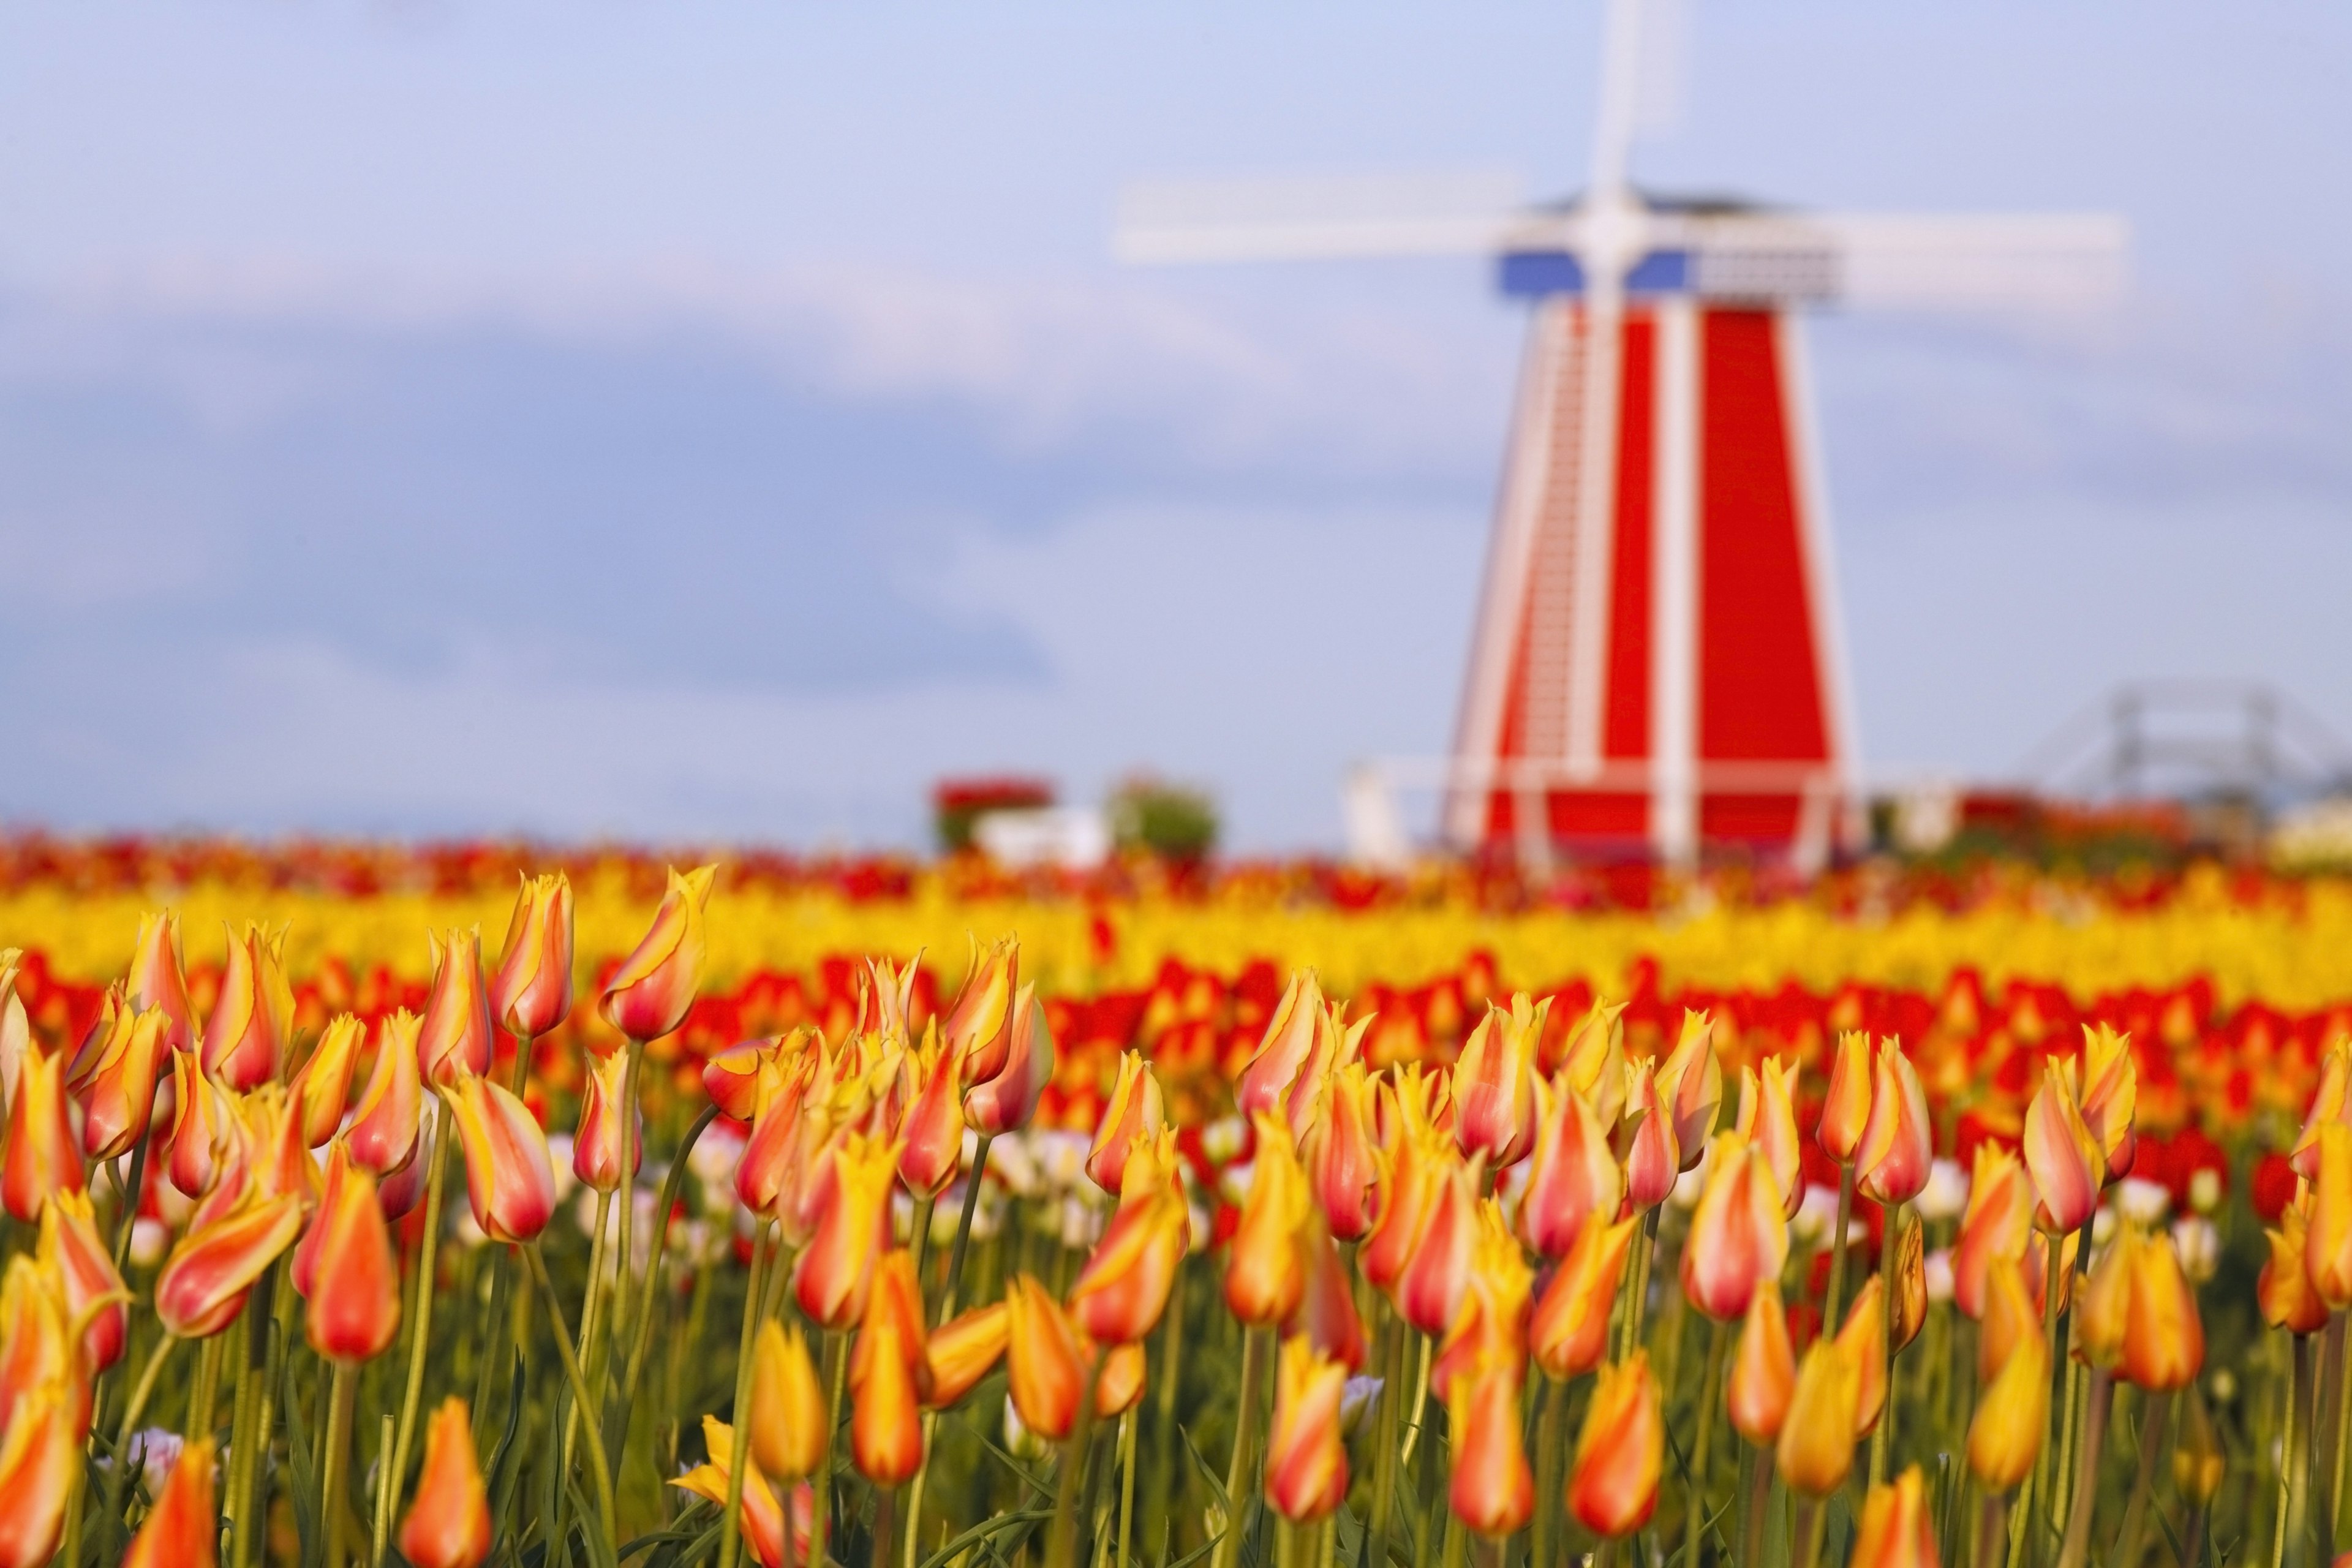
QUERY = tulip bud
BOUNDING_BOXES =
[900,1029,969,1201]
[164,1049,234,1201]
[1005,1275,1086,1442]
[1568,1355,1663,1538]
[1394,1150,1477,1337]
[1448,1354,1533,1539]
[1308,1061,1384,1242]
[418,929,494,1090]
[599,865,718,1044]
[571,1049,639,1195]
[1237,972,1329,1123]
[1656,1011,1722,1169]
[1735,1057,1804,1216]
[156,1192,306,1338]
[850,1251,929,1485]
[670,1418,790,1568]
[1453,995,1543,1168]
[2263,1204,2332,1335]
[304,1148,401,1363]
[400,1398,492,1568]
[347,1011,424,1178]
[2024,1061,2105,1237]
[2122,1229,2204,1391]
[963,985,1054,1137]
[1070,1131,1189,1346]
[1088,1051,1165,1195]
[924,1303,1009,1410]
[2074,1229,2135,1371]
[1227,1113,1314,1328]
[1727,1280,1796,1446]
[1555,998,1627,1129]
[126,910,197,1057]
[793,1131,900,1330]
[2296,1041,2352,1180]
[288,1014,364,1150]
[1095,1341,1148,1419]
[1530,1214,1636,1382]
[39,1191,128,1374]
[490,872,575,1040]
[1891,1213,1927,1353]
[1362,1123,1444,1297]
[1978,1257,2041,1385]
[2173,1389,2225,1506]
[1621,1060,1680,1212]
[1287,1214,1370,1374]
[2311,1124,2352,1310]
[3,1043,82,1222]
[2078,1023,2138,1184]
[1953,1144,2034,1321]
[1967,1325,2048,1491]
[1850,1466,1937,1568]
[1518,1074,1621,1259]
[1265,1335,1349,1523]
[77,1005,170,1163]
[942,937,1019,1085]
[1838,1276,1888,1437]
[0,1257,77,1443]
[123,1437,216,1568]
[442,1070,556,1243]
[200,922,291,1092]
[703,1033,802,1123]
[0,1380,78,1568]
[1777,1340,1860,1497]
[1819,1030,1873,1164]
[1855,1041,1931,1206]
[1681,1133,1790,1322]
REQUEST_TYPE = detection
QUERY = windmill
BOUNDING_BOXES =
[1116,0,2125,872]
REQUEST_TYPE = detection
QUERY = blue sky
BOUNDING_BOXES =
[2,2,2348,847]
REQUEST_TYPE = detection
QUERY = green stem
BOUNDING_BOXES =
[388,1109,455,1509]
[810,1332,848,1568]
[611,1102,722,1460]
[1622,1207,1664,1359]
[1685,1317,1732,1568]
[1047,1351,1107,1568]
[2016,1231,2069,1568]
[2285,1335,2316,1568]
[1975,1494,2010,1568]
[507,1030,533,1095]
[110,1131,151,1277]
[1870,1204,1900,1486]
[1400,1333,1434,1466]
[369,1414,396,1568]
[1532,1374,1566,1568]
[104,1334,179,1529]
[228,1259,281,1568]
[2052,1371,2113,1568]
[1369,1313,1406,1565]
[2113,1389,2174,1568]
[609,1039,647,1362]
[1822,1164,1856,1336]
[716,1224,774,1568]
[941,1133,995,1320]
[321,1360,360,1568]
[524,1241,619,1553]
[1117,1404,1139,1568]
[1214,1327,1272,1568]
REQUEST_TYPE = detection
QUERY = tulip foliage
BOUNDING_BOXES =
[0,851,2340,1568]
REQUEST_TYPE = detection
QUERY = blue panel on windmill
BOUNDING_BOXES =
[1625,251,1692,293]
[1498,251,1583,298]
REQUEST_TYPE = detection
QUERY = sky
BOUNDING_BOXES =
[2,1,2349,850]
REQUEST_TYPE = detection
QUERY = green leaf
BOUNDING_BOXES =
[915,1505,1052,1568]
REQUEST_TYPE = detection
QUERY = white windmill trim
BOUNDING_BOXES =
[1651,297,1702,870]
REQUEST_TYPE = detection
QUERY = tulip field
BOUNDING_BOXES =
[7,841,2352,1568]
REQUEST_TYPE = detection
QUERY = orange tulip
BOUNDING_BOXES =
[165,1049,235,1200]
[571,1048,639,1194]
[1226,1112,1314,1328]
[748,1320,829,1482]
[1308,1060,1384,1242]
[793,1131,899,1330]
[443,1069,556,1243]
[899,1028,968,1200]
[1978,1257,2041,1384]
[418,929,494,1089]
[2263,1204,2332,1335]
[0,1380,77,1568]
[1431,1201,1531,1398]
[1361,1120,1444,1296]
[702,1033,802,1123]
[1621,1059,1680,1212]
[599,864,717,1044]
[2074,1229,2135,1371]
[2122,1229,2204,1391]
[1735,1057,1804,1216]
[1453,994,1542,1168]
[489,872,575,1040]
[1518,1074,1621,1259]
[1555,998,1627,1128]
[1265,1335,1348,1523]
[963,983,1054,1137]
[303,1148,401,1362]
[1838,1276,1888,1436]
[200,922,291,1092]
[2078,1023,2138,1183]
[941,937,1019,1084]
[1449,1354,1534,1539]
[40,1191,128,1373]
[3,1042,81,1222]
[1656,1011,1722,1169]
[122,1437,216,1568]
[1237,971,1329,1123]
[400,1398,492,1568]
[1682,1132,1790,1322]
[76,1005,170,1162]
[1530,1213,1636,1382]
[0,1259,77,1441]
[2295,1039,2352,1180]
[1071,1131,1189,1345]
[288,1013,363,1150]
[1968,1320,2048,1491]
[851,1251,929,1485]
[1727,1280,1796,1446]
[1286,1214,1368,1374]
[346,1011,424,1178]
[1395,1149,1477,1336]
[2310,1123,2352,1309]
[1818,1031,1873,1164]
[1855,1041,1931,1206]
[1087,1050,1165,1195]
[1952,1143,2034,1321]
[1891,1213,1927,1353]
[671,1416,790,1568]
[1095,1341,1148,1419]
[924,1302,1009,1409]
[1568,1355,1662,1538]
[2174,1391,2226,1506]
[1777,1340,1861,1497]
[156,1191,306,1338]
[2024,1061,2105,1237]
[1850,1466,1937,1568]
[1006,1274,1087,1442]
[126,910,197,1056]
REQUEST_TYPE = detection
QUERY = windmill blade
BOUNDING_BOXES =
[1677,212,2130,310]
[1112,170,1539,263]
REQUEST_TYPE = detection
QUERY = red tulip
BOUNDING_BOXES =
[1069,1130,1189,1345]
[850,1251,929,1485]
[1520,1073,1621,1259]
[599,864,718,1044]
[75,1005,169,1162]
[899,1029,968,1200]
[1568,1355,1662,1538]
[122,1438,216,1568]
[793,1131,899,1330]
[1734,1056,1803,1216]
[1087,1050,1165,1195]
[38,1191,128,1373]
[1656,1010,1722,1170]
[1005,1274,1087,1442]
[3,1043,81,1223]
[418,929,494,1090]
[1531,1213,1636,1382]
[941,937,1019,1084]
[304,1145,401,1363]
[126,910,197,1056]
[1265,1335,1348,1523]
[1308,1060,1383,1242]
[1621,1059,1680,1212]
[963,983,1054,1137]
[1236,971,1329,1123]
[2024,1060,2105,1237]
[346,1010,424,1178]
[571,1048,639,1195]
[489,872,575,1039]
[1682,1133,1790,1322]
[156,1192,306,1338]
[199,922,291,1092]
[1227,1114,1314,1328]
[1453,995,1542,1168]
[442,1069,556,1244]
[399,1398,492,1568]
[288,1013,364,1149]
[1854,1040,1931,1206]
[1447,1354,1534,1539]
[0,1379,78,1568]
[1817,1031,1873,1164]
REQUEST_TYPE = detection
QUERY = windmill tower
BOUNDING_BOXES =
[1118,0,2125,871]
